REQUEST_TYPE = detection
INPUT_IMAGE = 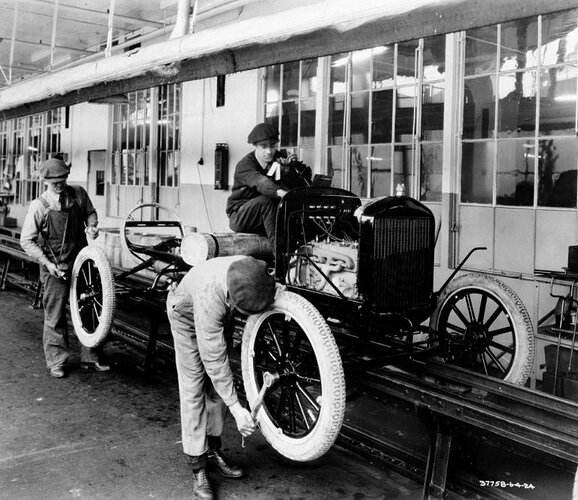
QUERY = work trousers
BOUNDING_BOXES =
[167,286,227,466]
[40,267,100,370]
[228,194,278,251]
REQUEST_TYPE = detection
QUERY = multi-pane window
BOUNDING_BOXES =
[0,110,63,204]
[461,11,578,207]
[327,36,445,201]
[263,60,318,166]
[158,84,181,187]
[111,89,151,186]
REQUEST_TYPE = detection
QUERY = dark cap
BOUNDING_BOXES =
[247,123,279,144]
[39,159,70,180]
[227,257,275,314]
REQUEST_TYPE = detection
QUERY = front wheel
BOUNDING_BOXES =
[241,291,346,462]
[429,273,535,384]
[70,246,116,347]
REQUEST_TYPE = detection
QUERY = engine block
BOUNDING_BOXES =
[288,240,360,299]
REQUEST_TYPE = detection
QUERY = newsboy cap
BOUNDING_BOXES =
[39,158,70,180]
[247,123,279,144]
[226,257,275,314]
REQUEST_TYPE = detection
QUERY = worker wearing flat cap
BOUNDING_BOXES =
[20,158,109,378]
[167,255,281,500]
[226,122,299,252]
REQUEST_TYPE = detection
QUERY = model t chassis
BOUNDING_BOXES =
[68,186,541,466]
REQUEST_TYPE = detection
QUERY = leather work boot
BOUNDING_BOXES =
[81,362,111,372]
[192,468,213,500]
[49,367,65,378]
[207,450,245,478]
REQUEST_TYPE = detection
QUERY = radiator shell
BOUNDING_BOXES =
[357,196,435,315]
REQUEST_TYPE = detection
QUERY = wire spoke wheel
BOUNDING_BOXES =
[430,273,534,384]
[242,291,345,461]
[253,317,323,437]
[70,246,116,347]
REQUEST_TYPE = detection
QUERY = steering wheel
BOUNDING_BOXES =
[120,203,185,264]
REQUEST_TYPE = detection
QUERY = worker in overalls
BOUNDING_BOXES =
[167,256,279,500]
[20,158,109,378]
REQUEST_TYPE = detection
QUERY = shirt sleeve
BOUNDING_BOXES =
[235,156,288,198]
[74,186,97,222]
[191,277,238,407]
[20,199,50,265]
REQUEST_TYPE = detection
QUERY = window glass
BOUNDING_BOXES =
[372,46,394,89]
[500,18,539,70]
[282,101,298,147]
[497,70,537,138]
[422,83,444,141]
[300,98,316,148]
[396,40,419,83]
[350,92,369,145]
[327,146,343,188]
[465,25,497,76]
[330,53,348,93]
[462,11,578,208]
[423,36,446,81]
[371,89,393,143]
[328,95,346,146]
[265,65,281,102]
[463,76,496,139]
[370,144,392,197]
[541,10,578,65]
[420,143,443,202]
[496,140,535,205]
[538,138,578,207]
[282,61,300,100]
[461,141,494,203]
[301,59,318,98]
[351,49,371,92]
[349,145,368,197]
[539,67,578,136]
[395,87,416,142]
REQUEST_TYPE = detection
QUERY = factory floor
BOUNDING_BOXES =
[0,287,575,500]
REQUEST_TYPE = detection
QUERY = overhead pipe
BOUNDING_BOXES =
[170,0,192,39]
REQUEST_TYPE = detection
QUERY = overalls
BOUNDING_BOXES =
[39,187,98,370]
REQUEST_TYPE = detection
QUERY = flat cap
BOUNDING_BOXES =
[227,257,275,314]
[39,158,70,180]
[247,122,279,144]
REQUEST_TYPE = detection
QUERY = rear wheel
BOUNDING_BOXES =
[429,273,534,384]
[70,246,116,347]
[241,291,346,462]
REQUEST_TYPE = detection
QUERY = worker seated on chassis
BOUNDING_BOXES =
[226,123,312,251]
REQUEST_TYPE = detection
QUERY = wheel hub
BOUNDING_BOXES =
[465,322,488,352]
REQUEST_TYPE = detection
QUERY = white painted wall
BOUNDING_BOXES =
[178,69,261,233]
[68,103,110,184]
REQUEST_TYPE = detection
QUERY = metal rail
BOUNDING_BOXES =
[5,270,577,498]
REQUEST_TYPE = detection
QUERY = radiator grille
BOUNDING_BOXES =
[369,216,433,311]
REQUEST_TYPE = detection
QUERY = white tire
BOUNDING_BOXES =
[430,273,535,384]
[70,246,116,347]
[241,291,346,461]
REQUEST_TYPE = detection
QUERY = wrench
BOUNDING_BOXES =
[250,371,279,420]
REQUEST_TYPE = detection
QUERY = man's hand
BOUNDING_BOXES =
[46,262,65,279]
[276,188,289,198]
[229,402,256,437]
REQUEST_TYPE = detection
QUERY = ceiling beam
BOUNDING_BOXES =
[3,0,167,29]
[0,37,95,55]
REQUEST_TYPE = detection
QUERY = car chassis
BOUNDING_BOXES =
[68,187,535,462]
